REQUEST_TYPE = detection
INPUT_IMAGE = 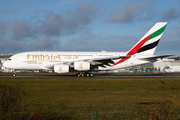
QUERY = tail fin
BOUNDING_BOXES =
[113,22,168,66]
[128,22,168,55]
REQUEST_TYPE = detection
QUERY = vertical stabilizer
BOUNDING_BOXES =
[113,22,168,66]
[129,22,168,55]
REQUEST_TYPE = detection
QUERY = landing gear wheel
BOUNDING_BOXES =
[76,72,84,77]
[13,73,16,77]
[76,72,93,77]
[76,73,81,77]
[90,73,93,77]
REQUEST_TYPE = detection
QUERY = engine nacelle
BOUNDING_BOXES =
[74,61,90,71]
[54,65,69,73]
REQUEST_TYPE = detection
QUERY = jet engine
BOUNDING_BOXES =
[74,61,90,71]
[54,65,69,73]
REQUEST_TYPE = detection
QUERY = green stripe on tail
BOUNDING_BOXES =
[147,24,167,41]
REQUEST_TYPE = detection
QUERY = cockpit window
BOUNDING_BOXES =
[8,59,11,61]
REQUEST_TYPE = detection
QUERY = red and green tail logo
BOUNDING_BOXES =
[113,23,167,66]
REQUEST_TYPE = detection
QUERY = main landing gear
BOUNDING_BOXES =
[76,72,93,77]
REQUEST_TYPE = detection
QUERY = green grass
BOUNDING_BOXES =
[1,76,180,112]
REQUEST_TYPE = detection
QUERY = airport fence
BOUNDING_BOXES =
[45,109,180,120]
[46,110,128,120]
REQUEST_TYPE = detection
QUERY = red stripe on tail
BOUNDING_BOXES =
[113,34,152,66]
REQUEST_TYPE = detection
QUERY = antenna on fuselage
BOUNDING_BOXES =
[101,49,106,52]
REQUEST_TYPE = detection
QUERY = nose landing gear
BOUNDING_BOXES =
[13,73,16,77]
[13,70,16,77]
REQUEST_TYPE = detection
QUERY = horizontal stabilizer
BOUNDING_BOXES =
[139,55,174,62]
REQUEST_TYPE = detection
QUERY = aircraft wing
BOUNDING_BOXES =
[139,55,174,62]
[44,56,130,69]
[86,56,130,62]
[85,56,130,67]
[61,56,129,65]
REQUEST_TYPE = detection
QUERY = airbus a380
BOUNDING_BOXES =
[3,22,172,77]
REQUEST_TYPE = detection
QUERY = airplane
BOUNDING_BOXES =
[3,22,173,77]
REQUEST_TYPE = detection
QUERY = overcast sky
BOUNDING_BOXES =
[0,0,180,56]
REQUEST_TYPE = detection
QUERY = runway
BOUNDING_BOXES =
[1,74,180,78]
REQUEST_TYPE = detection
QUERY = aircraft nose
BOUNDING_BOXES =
[3,61,7,68]
[3,61,11,68]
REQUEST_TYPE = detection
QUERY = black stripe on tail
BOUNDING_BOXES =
[137,39,160,53]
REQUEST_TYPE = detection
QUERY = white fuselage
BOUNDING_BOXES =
[3,51,151,72]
